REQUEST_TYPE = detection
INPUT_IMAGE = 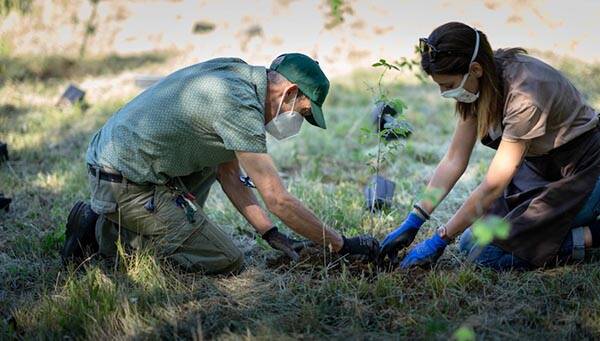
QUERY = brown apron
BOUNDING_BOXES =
[481,125,600,267]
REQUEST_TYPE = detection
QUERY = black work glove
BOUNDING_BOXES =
[262,227,313,262]
[338,235,380,262]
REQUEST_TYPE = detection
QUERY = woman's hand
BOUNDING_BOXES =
[378,212,425,265]
[400,233,447,269]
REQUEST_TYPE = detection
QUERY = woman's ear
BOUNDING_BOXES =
[470,62,484,78]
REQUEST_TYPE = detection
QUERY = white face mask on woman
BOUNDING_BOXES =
[265,91,304,140]
[441,27,481,103]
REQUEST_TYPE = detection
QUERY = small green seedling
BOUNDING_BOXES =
[472,216,510,246]
[360,58,421,221]
[453,325,476,341]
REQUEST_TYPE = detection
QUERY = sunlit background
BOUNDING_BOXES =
[3,0,600,77]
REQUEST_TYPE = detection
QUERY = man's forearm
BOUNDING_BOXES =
[219,174,274,235]
[269,195,344,252]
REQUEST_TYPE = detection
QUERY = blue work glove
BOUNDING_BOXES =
[400,233,447,269]
[378,212,425,265]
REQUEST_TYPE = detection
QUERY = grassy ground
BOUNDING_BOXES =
[2,51,600,340]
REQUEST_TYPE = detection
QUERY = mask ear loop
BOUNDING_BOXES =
[274,87,299,120]
[288,90,298,114]
[274,90,286,120]
[467,27,480,75]
[464,26,481,96]
[457,73,470,88]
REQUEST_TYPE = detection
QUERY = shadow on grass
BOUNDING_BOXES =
[0,104,30,119]
[0,100,121,322]
[0,51,171,84]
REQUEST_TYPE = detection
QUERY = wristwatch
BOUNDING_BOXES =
[437,225,453,242]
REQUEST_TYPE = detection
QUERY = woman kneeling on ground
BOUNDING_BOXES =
[378,21,600,270]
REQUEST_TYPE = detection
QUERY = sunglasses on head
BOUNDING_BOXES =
[418,38,470,63]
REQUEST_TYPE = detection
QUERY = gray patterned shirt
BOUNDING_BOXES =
[86,58,268,184]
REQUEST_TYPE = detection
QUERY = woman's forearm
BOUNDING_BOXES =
[444,139,528,239]
[416,116,478,217]
[444,181,504,238]
[418,157,468,214]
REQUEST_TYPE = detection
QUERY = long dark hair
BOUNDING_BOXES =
[420,22,526,137]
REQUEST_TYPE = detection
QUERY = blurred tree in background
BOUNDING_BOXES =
[0,0,32,17]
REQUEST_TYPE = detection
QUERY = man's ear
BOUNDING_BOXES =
[470,62,483,78]
[284,84,299,100]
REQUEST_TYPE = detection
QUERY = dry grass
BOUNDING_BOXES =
[1,51,600,339]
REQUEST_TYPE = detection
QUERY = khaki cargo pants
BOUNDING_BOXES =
[88,167,243,275]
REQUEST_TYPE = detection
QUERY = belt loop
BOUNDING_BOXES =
[121,173,128,192]
[95,167,100,185]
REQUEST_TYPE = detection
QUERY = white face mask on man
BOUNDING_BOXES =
[265,90,304,141]
[440,27,481,103]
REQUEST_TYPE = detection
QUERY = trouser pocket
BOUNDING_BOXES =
[88,172,119,214]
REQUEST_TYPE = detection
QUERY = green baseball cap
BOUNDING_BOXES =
[270,53,330,129]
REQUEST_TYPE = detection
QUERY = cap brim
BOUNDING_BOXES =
[306,101,327,129]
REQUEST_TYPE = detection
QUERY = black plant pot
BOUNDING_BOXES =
[0,193,11,212]
[0,141,7,163]
[364,175,396,211]
[371,101,413,141]
[57,84,86,107]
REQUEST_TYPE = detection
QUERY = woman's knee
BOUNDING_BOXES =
[458,228,475,255]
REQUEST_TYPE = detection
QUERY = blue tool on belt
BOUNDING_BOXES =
[144,196,155,212]
[165,178,199,224]
[175,192,198,223]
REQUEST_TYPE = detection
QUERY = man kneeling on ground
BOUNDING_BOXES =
[61,53,379,274]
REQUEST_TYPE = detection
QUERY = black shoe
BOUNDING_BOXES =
[61,201,99,263]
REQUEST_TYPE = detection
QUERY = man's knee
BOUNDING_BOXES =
[170,245,244,275]
[221,247,244,274]
[207,243,244,275]
[168,223,245,275]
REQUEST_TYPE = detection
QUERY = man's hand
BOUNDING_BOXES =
[262,226,312,261]
[338,235,380,262]
[400,233,447,269]
[378,212,425,266]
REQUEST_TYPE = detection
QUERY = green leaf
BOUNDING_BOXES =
[453,326,475,341]
[387,97,408,115]
[472,216,511,246]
